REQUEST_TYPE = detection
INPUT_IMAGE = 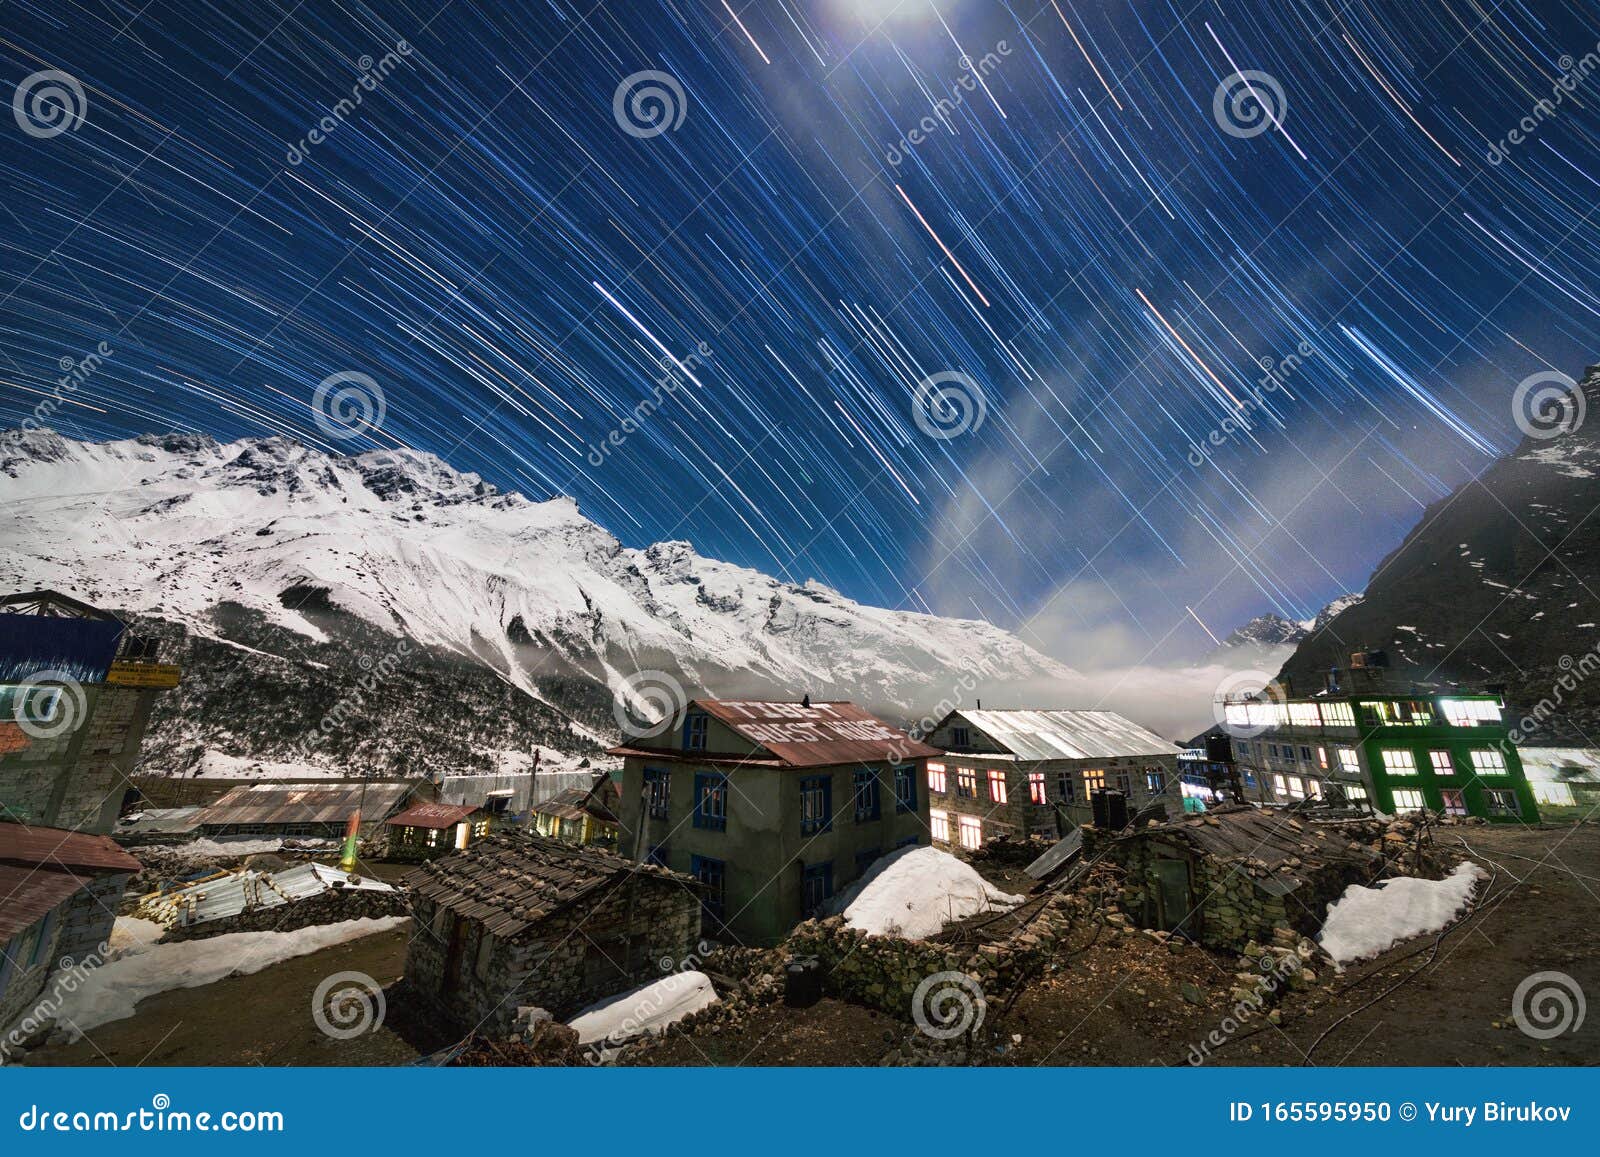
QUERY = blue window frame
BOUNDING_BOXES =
[854,847,881,876]
[893,764,917,813]
[643,766,671,820]
[691,855,726,925]
[693,773,728,831]
[800,775,832,835]
[801,861,834,915]
[682,711,709,752]
[852,767,880,822]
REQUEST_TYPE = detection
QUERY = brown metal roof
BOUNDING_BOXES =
[613,699,939,768]
[531,781,619,824]
[384,802,481,830]
[0,863,87,942]
[0,823,143,875]
[403,832,690,939]
[198,782,412,826]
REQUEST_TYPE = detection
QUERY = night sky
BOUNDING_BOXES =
[3,0,1597,670]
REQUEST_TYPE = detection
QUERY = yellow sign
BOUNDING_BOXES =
[106,661,181,689]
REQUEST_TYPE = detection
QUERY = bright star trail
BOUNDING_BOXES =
[2,0,1597,667]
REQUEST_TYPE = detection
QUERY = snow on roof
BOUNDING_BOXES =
[827,845,1022,939]
[954,708,1182,761]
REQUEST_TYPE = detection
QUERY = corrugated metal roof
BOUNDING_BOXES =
[0,823,142,874]
[695,699,940,767]
[153,862,394,928]
[0,863,86,941]
[955,709,1182,761]
[384,802,481,830]
[197,782,412,826]
[115,807,205,836]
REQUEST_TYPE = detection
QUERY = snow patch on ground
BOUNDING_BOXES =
[51,917,408,1038]
[107,916,165,954]
[1319,862,1484,966]
[827,845,1023,939]
[567,971,718,1046]
[156,836,340,860]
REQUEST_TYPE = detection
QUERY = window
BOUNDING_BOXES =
[929,809,950,843]
[1319,702,1356,727]
[894,765,917,813]
[1267,743,1279,759]
[1056,772,1076,803]
[1441,698,1501,727]
[1440,789,1467,816]
[957,815,983,850]
[800,775,832,835]
[1337,747,1361,776]
[1381,749,1418,776]
[802,862,834,914]
[1485,789,1521,817]
[693,773,728,830]
[854,848,881,876]
[955,768,978,799]
[1028,772,1047,805]
[1284,776,1306,800]
[1317,746,1328,770]
[692,855,726,924]
[1082,769,1106,795]
[644,766,671,820]
[1113,770,1131,795]
[853,767,881,822]
[682,710,709,751]
[1273,774,1287,795]
[926,761,947,794]
[1145,770,1166,795]
[987,769,1008,804]
[1470,749,1508,777]
[951,726,971,748]
[1299,746,1314,764]
[1390,789,1426,812]
[1428,750,1455,777]
[1344,784,1369,802]
[1288,702,1320,726]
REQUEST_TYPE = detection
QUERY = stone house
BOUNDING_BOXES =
[402,832,700,1037]
[1084,806,1382,950]
[611,698,939,947]
[383,801,491,861]
[0,823,141,1043]
[923,708,1182,849]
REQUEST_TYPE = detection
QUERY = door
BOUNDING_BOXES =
[441,916,468,993]
[1153,858,1193,934]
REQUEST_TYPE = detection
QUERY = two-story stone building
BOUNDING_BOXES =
[610,698,938,946]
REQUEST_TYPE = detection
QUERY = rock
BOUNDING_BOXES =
[1181,982,1204,1005]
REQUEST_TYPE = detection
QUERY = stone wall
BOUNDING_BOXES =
[165,885,408,941]
[404,874,701,1038]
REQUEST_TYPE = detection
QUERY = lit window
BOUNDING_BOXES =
[1317,746,1328,769]
[1285,776,1306,800]
[1083,769,1106,794]
[987,769,1008,804]
[1224,703,1251,727]
[929,809,949,842]
[955,768,978,799]
[1390,789,1426,812]
[1319,702,1356,727]
[1289,702,1320,726]
[693,773,728,830]
[1429,750,1455,776]
[682,711,709,751]
[1381,750,1418,776]
[957,815,982,850]
[1273,774,1287,794]
[926,761,947,794]
[1441,699,1501,727]
[1145,770,1165,794]
[1440,789,1467,816]
[1337,747,1361,775]
[1344,784,1369,802]
[1028,772,1047,805]
[1470,749,1508,777]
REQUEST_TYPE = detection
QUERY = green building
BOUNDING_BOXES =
[1221,690,1539,822]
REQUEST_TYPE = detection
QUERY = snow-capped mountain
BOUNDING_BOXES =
[0,429,1073,777]
[1214,594,1365,655]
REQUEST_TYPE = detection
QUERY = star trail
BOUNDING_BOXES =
[2,0,1598,668]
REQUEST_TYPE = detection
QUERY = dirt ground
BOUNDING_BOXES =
[21,824,1600,1067]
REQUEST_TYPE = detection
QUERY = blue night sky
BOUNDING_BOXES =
[2,0,1597,669]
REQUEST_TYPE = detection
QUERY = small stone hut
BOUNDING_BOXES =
[1085,806,1382,950]
[402,832,700,1037]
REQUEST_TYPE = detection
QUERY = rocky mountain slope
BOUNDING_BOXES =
[1278,365,1600,743]
[0,430,1073,777]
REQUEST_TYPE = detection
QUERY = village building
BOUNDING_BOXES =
[530,774,620,847]
[401,833,700,1036]
[191,781,415,841]
[1222,684,1540,822]
[923,708,1183,849]
[0,824,141,1038]
[1084,806,1384,950]
[0,589,180,834]
[610,698,938,947]
[383,801,491,860]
